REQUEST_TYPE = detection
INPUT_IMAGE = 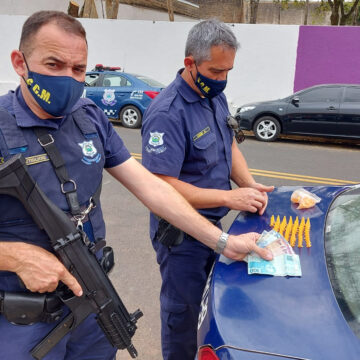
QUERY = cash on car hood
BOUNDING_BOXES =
[199,186,360,360]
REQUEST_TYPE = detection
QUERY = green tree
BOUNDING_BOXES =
[327,0,360,25]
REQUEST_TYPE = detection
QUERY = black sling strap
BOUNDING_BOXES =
[34,127,82,216]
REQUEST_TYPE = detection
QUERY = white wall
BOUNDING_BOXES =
[0,15,299,113]
[227,24,299,112]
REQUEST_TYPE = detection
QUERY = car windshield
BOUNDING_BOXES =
[133,74,165,88]
[325,186,360,338]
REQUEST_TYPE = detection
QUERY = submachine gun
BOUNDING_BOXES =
[0,154,143,359]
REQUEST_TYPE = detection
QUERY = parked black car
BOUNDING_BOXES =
[235,84,360,142]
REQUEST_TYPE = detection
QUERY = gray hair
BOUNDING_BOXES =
[185,19,240,64]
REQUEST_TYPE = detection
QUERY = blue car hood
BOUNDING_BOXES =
[201,186,360,360]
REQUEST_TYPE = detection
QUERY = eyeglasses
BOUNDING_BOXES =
[226,115,245,144]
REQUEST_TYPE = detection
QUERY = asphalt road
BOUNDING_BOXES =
[103,125,360,360]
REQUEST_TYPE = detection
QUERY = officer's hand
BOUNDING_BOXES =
[223,232,273,262]
[13,243,83,296]
[249,183,274,215]
[226,187,269,213]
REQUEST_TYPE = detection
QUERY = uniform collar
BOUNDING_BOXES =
[12,86,64,130]
[175,68,203,104]
[175,69,217,113]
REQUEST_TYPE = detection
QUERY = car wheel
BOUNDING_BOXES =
[119,105,142,129]
[253,116,280,142]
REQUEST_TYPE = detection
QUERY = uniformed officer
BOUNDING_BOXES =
[0,12,272,360]
[141,19,274,360]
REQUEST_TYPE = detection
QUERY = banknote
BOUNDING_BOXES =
[266,238,294,256]
[247,230,302,277]
[244,230,294,262]
[256,229,292,251]
[248,253,302,276]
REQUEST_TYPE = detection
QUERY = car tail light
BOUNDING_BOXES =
[198,346,219,360]
[144,91,160,99]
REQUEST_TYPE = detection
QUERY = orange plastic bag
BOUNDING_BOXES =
[291,188,321,209]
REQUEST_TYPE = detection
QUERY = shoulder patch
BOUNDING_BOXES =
[149,132,164,147]
[145,131,167,154]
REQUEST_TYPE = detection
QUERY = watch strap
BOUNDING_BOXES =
[215,232,229,254]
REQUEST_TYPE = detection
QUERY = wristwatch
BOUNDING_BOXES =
[215,232,229,254]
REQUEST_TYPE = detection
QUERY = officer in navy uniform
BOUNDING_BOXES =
[0,12,273,360]
[141,19,274,360]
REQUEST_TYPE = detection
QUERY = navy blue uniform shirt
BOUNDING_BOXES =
[141,70,234,239]
[0,88,130,291]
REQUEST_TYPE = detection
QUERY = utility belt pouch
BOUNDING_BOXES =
[155,218,183,247]
[0,291,63,325]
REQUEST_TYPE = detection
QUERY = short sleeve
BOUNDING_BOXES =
[141,110,186,178]
[85,106,131,168]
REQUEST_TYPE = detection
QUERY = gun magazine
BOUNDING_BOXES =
[30,313,75,360]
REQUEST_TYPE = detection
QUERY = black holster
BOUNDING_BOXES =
[0,291,63,325]
[155,218,183,247]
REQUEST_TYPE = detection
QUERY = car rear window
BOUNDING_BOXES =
[325,187,360,338]
[133,75,165,88]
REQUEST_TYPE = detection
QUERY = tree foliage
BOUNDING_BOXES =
[328,0,360,24]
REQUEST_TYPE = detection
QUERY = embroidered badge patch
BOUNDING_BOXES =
[149,132,164,147]
[101,89,117,106]
[146,131,166,154]
[78,140,101,165]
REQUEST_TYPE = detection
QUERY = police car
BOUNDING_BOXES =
[197,184,360,360]
[84,65,165,128]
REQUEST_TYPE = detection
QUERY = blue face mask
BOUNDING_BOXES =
[23,56,84,117]
[192,65,227,99]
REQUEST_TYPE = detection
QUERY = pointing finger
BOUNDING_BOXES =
[61,271,83,297]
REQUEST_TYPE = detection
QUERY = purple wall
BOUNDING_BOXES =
[294,26,360,92]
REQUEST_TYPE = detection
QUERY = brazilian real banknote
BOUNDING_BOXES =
[247,230,302,277]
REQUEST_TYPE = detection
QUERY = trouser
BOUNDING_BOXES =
[0,311,117,360]
[153,233,216,360]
